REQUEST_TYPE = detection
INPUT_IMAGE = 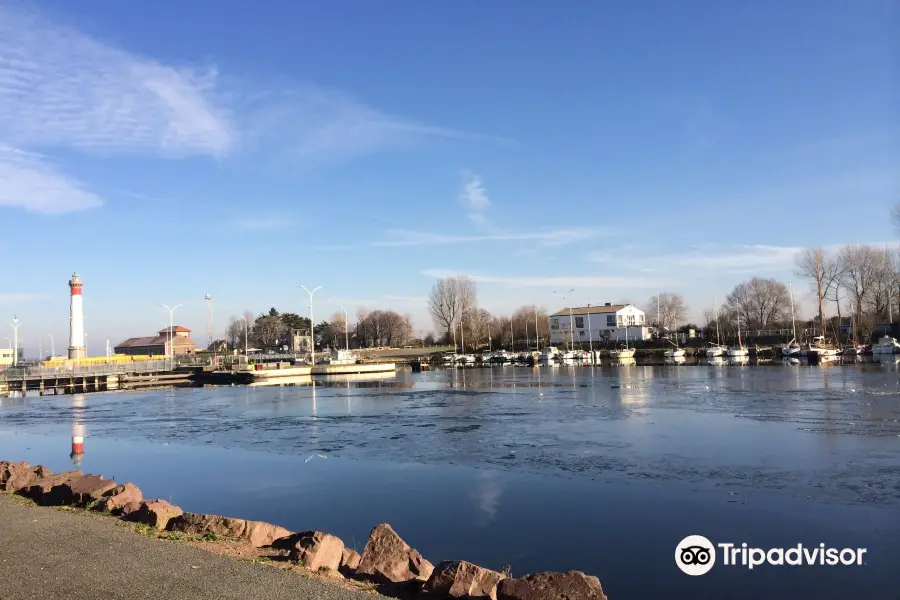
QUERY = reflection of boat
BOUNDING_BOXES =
[728,356,750,365]
[873,352,900,364]
[872,336,900,355]
[706,356,726,366]
[249,371,397,386]
[665,356,686,364]
[613,357,636,366]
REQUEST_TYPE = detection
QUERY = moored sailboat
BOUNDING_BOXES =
[727,318,749,357]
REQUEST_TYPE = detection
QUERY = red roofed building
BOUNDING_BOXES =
[114,326,196,356]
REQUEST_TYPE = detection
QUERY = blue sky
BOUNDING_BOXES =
[1,0,898,354]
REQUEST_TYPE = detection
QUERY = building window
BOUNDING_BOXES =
[575,317,584,329]
[607,315,615,326]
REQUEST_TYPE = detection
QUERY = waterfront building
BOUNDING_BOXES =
[114,325,197,356]
[0,348,14,367]
[549,303,651,345]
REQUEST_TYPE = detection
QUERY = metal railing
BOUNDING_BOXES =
[1,360,173,380]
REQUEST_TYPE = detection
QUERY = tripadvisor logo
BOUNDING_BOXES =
[675,535,868,575]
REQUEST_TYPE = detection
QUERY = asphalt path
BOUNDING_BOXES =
[0,495,380,600]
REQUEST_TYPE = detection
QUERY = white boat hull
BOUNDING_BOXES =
[706,346,725,357]
[610,348,636,359]
[664,348,685,358]
[726,348,749,357]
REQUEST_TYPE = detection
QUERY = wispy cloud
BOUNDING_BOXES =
[589,242,900,277]
[375,227,608,247]
[422,269,659,289]
[240,87,511,170]
[0,5,507,214]
[0,5,233,157]
[0,146,102,214]
[226,214,295,232]
[588,244,802,275]
[459,170,490,228]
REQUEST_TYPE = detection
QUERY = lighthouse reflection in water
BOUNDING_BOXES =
[70,394,86,466]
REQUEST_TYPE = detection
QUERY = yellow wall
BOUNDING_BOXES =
[40,354,159,368]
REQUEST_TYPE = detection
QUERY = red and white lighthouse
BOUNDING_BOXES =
[70,394,86,466]
[68,272,85,359]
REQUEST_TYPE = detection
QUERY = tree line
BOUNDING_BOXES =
[222,307,416,352]
[428,275,552,351]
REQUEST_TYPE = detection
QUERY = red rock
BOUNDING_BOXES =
[246,521,293,548]
[96,483,143,513]
[20,470,83,502]
[120,501,143,518]
[289,531,345,571]
[166,512,249,538]
[0,461,29,490]
[0,462,49,492]
[43,474,117,506]
[357,523,434,584]
[341,548,361,571]
[424,560,505,600]
[497,571,608,600]
[121,499,183,529]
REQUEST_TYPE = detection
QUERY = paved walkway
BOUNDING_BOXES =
[0,495,379,600]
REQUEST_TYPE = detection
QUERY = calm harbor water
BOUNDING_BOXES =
[1,363,898,599]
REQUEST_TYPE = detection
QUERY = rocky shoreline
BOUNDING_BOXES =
[1,459,609,600]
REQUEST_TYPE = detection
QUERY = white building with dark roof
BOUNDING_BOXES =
[549,303,650,345]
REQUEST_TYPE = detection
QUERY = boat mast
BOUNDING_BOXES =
[737,316,743,349]
[714,295,721,346]
[789,282,797,344]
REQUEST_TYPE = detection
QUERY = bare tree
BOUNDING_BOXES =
[357,310,410,347]
[644,293,687,332]
[723,277,792,330]
[839,245,887,342]
[252,313,284,348]
[465,308,493,350]
[226,312,254,350]
[796,247,841,337]
[429,276,477,342]
[512,305,549,350]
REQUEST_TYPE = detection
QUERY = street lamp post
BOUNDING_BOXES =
[159,322,171,364]
[300,285,322,364]
[10,316,22,366]
[48,334,55,358]
[339,305,349,351]
[237,316,249,356]
[160,303,183,367]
